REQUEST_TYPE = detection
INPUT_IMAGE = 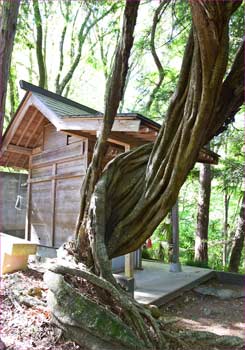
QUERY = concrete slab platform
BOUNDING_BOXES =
[0,233,37,274]
[134,260,215,306]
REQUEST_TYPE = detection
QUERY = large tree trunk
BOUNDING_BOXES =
[0,0,20,144]
[228,193,244,272]
[195,157,212,264]
[77,1,243,267]
[47,2,244,349]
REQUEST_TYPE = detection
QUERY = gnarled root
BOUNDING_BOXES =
[45,263,168,350]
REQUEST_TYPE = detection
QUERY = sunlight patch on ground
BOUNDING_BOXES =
[177,317,245,338]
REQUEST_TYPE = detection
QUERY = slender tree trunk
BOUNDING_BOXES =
[75,0,141,279]
[9,64,19,119]
[195,157,212,264]
[28,48,34,83]
[223,192,230,266]
[33,0,46,88]
[228,192,244,272]
[0,0,20,145]
[171,201,180,266]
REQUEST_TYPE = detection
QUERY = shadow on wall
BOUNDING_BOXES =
[0,172,27,238]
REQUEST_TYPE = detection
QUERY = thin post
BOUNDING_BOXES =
[169,199,182,272]
[25,158,32,241]
[124,144,135,292]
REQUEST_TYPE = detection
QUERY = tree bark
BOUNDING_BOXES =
[0,0,20,145]
[33,0,46,88]
[85,2,241,263]
[228,193,244,272]
[75,1,243,267]
[195,154,212,264]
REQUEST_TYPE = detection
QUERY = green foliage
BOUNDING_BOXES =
[228,3,244,65]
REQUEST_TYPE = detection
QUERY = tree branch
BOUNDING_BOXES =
[56,3,118,95]
[146,0,170,111]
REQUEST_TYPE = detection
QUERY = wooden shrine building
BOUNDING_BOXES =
[0,81,218,268]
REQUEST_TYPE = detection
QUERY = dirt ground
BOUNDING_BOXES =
[0,265,244,350]
[160,281,244,350]
[0,268,83,350]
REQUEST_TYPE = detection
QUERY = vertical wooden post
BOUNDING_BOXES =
[51,163,57,247]
[125,254,134,278]
[84,139,88,169]
[25,157,32,241]
[124,144,135,279]
[170,199,182,272]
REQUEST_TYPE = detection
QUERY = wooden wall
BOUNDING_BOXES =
[26,122,126,248]
[26,123,87,247]
[0,172,27,238]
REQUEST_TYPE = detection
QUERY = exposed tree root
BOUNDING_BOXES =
[45,263,244,350]
[177,330,244,348]
[46,263,167,349]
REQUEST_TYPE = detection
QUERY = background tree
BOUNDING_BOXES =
[0,0,20,145]
[33,0,46,88]
[55,1,119,95]
[0,3,20,348]
[228,192,244,272]
[129,0,191,120]
[8,64,20,120]
[194,145,212,265]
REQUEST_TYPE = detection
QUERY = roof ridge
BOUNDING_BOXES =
[19,80,101,115]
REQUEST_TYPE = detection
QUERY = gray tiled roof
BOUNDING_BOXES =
[20,80,101,118]
[33,92,94,118]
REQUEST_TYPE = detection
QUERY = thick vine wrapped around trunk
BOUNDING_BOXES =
[49,2,243,349]
[81,1,243,272]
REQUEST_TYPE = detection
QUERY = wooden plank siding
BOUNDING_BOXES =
[30,180,53,245]
[25,121,128,247]
[26,122,87,247]
[54,177,83,247]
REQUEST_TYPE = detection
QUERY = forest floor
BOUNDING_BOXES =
[0,262,244,350]
[160,282,244,350]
